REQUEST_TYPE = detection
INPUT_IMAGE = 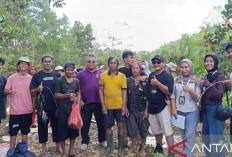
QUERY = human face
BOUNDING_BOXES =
[132,64,141,76]
[124,55,135,66]
[165,66,171,72]
[204,56,214,71]
[100,67,106,72]
[57,70,63,75]
[152,60,164,72]
[42,57,53,71]
[65,67,75,78]
[227,48,232,62]
[180,62,190,77]
[18,61,29,72]
[0,62,2,70]
[109,58,118,71]
[29,67,37,75]
[86,57,96,71]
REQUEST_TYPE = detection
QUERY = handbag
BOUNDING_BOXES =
[214,86,232,121]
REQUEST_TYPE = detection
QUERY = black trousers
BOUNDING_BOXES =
[81,103,106,144]
[38,109,59,143]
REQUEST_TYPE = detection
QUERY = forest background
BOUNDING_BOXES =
[1,0,232,79]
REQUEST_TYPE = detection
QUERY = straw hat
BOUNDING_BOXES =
[55,65,64,71]
[166,62,177,72]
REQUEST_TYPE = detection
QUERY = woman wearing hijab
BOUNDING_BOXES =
[171,59,200,156]
[201,54,226,157]
[29,64,37,128]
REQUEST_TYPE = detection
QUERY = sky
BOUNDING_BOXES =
[53,0,227,51]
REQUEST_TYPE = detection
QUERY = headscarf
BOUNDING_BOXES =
[142,61,151,76]
[178,59,197,84]
[28,64,37,76]
[204,54,220,83]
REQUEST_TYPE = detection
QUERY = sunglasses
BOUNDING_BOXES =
[152,60,162,64]
[87,60,96,63]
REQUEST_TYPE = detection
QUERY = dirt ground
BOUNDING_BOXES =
[0,116,229,157]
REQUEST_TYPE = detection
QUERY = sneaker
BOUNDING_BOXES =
[154,144,163,154]
[80,144,88,150]
[100,141,107,147]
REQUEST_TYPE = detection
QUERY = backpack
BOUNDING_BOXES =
[6,141,36,157]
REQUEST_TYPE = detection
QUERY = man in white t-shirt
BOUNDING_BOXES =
[4,57,33,148]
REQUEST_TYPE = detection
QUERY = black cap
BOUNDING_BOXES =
[0,57,5,65]
[151,55,164,62]
[64,62,75,69]
[41,54,53,61]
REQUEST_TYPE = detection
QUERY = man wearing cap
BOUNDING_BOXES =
[4,57,33,148]
[76,54,106,150]
[55,65,64,75]
[147,55,175,156]
[0,57,7,127]
[166,62,177,78]
[30,54,61,156]
[55,62,80,157]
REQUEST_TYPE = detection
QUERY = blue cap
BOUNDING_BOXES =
[64,62,75,69]
[41,54,53,61]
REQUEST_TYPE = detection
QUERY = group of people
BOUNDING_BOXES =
[1,41,232,157]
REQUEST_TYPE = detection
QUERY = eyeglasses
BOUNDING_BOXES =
[87,60,96,63]
[152,60,162,64]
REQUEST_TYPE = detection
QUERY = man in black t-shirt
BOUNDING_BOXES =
[0,57,7,127]
[55,62,80,157]
[147,55,175,156]
[30,54,61,156]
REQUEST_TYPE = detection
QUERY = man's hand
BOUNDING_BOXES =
[224,80,232,87]
[122,107,129,117]
[11,89,17,95]
[102,105,107,115]
[171,108,178,120]
[80,100,85,109]
[151,75,159,86]
[37,84,43,92]
[144,109,149,119]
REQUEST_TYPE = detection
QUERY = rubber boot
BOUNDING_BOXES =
[118,135,125,156]
[105,133,113,155]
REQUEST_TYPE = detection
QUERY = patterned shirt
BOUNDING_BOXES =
[127,77,148,112]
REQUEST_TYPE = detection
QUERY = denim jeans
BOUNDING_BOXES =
[202,104,225,157]
[178,110,199,157]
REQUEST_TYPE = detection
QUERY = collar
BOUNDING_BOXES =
[107,70,118,75]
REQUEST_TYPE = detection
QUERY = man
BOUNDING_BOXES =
[99,56,127,156]
[4,57,33,148]
[0,57,7,127]
[55,62,80,157]
[118,51,146,146]
[30,54,61,156]
[147,55,175,156]
[76,54,106,150]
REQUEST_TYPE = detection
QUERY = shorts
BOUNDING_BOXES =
[126,111,150,138]
[9,113,33,136]
[57,105,79,141]
[149,106,173,137]
[104,109,124,128]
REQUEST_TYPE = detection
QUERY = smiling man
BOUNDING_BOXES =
[30,54,61,156]
[4,57,33,148]
[147,55,175,156]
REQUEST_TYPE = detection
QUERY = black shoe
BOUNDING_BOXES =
[154,143,163,154]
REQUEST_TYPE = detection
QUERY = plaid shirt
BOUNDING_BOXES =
[127,77,148,112]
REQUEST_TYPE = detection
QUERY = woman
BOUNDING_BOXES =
[171,59,200,157]
[201,54,226,157]
[126,62,149,157]
[29,64,37,128]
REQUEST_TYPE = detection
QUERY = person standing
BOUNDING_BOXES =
[126,62,149,157]
[4,57,33,148]
[201,54,226,157]
[55,62,80,157]
[171,59,200,157]
[76,54,106,150]
[99,56,127,156]
[30,54,61,156]
[0,57,7,127]
[147,55,175,156]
